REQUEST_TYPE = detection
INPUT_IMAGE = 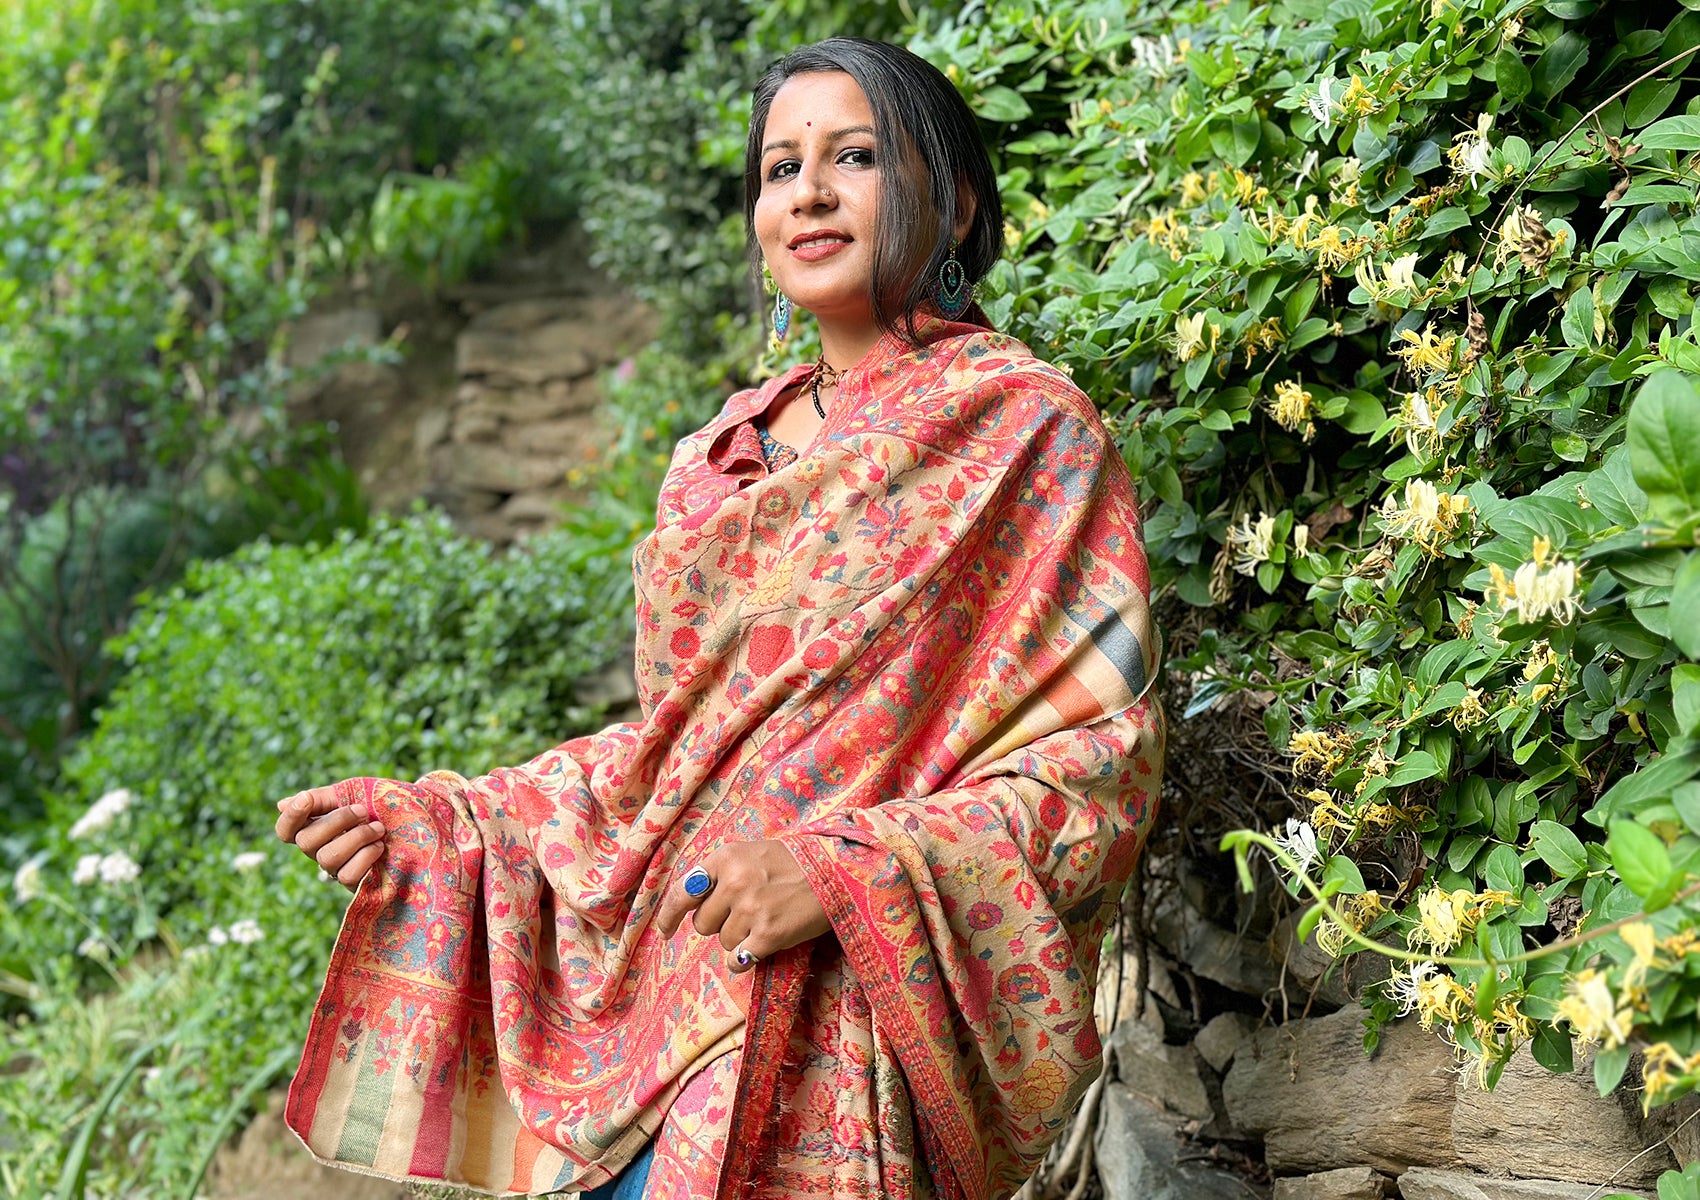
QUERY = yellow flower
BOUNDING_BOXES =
[1308,225,1362,272]
[1412,887,1469,954]
[1395,325,1459,374]
[1227,511,1278,575]
[1554,969,1634,1049]
[1269,378,1315,440]
[1621,922,1664,987]
[1339,75,1380,118]
[1642,1043,1700,1108]
[1389,961,1472,1029]
[1289,729,1352,776]
[1179,171,1208,206]
[1173,312,1215,362]
[1450,686,1489,729]
[1230,168,1269,207]
[1379,479,1471,554]
[1495,204,1557,272]
[1242,317,1286,365]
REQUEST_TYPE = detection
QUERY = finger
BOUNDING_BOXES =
[715,910,751,955]
[657,857,718,938]
[314,821,387,875]
[691,889,733,940]
[296,806,380,857]
[335,840,386,890]
[726,924,769,975]
[273,786,344,842]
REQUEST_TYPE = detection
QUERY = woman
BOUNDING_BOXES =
[275,37,1162,1200]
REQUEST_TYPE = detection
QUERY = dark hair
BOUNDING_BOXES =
[744,37,1002,344]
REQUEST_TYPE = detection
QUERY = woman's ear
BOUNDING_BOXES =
[952,178,977,243]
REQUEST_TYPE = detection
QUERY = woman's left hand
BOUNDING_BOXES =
[655,839,831,973]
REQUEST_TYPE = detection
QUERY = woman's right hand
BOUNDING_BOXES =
[274,785,387,892]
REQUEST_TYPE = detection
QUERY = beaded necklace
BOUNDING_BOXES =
[807,356,841,418]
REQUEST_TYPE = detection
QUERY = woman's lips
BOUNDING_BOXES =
[790,237,851,262]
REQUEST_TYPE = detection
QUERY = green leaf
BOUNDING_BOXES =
[1531,32,1588,101]
[1530,820,1587,878]
[1323,854,1367,895]
[1641,115,1700,152]
[1296,901,1326,944]
[973,86,1032,123]
[1484,843,1524,893]
[1672,552,1700,658]
[1626,78,1682,128]
[1530,1022,1574,1074]
[1562,287,1597,349]
[1628,371,1700,526]
[1673,782,1700,836]
[1495,48,1531,104]
[1389,750,1440,786]
[1594,1042,1633,1096]
[1583,448,1648,526]
[1675,664,1700,735]
[1607,819,1675,902]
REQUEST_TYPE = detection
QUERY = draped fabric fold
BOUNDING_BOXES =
[285,314,1163,1200]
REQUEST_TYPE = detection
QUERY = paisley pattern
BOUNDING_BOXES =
[284,311,1163,1200]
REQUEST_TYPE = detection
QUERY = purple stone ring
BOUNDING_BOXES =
[734,946,758,968]
[682,866,714,898]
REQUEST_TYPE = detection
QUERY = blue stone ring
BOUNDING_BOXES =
[682,866,714,898]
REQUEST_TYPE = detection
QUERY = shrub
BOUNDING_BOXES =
[917,0,1700,1104]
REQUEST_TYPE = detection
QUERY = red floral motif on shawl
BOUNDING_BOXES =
[284,313,1163,1200]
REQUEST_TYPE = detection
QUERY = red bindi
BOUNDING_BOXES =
[806,121,811,126]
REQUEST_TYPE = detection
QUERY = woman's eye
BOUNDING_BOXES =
[840,148,875,167]
[766,159,799,182]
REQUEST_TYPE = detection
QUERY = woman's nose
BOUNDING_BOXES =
[789,160,835,211]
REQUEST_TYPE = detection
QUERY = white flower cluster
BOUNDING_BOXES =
[12,860,43,903]
[230,851,267,873]
[69,788,132,839]
[208,919,265,946]
[1272,818,1321,873]
[72,851,141,886]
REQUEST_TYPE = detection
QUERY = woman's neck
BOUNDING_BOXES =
[817,315,885,374]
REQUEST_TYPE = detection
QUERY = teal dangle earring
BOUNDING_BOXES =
[935,237,971,319]
[763,259,792,345]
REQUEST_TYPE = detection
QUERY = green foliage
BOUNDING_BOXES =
[921,0,1700,1101]
[0,511,630,1192]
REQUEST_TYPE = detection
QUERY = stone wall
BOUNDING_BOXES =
[287,231,657,545]
[1087,847,1698,1200]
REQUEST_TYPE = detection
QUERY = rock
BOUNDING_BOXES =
[1397,1167,1652,1200]
[1270,1167,1391,1200]
[1271,912,1393,1010]
[1642,1092,1700,1168]
[500,413,601,457]
[433,442,564,494]
[575,649,641,710]
[1196,1012,1258,1073]
[1108,1011,1214,1121]
[1452,1044,1674,1186]
[1222,1008,1457,1174]
[1151,887,1283,1000]
[1095,1084,1251,1200]
[497,490,572,531]
[457,316,598,383]
[452,405,503,443]
[285,308,383,369]
[414,406,452,455]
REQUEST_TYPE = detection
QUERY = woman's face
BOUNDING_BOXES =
[753,71,889,330]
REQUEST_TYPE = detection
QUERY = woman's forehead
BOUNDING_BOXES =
[765,72,874,137]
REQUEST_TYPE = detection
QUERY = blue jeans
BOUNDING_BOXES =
[579,1140,655,1200]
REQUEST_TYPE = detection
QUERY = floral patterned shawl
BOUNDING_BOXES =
[285,312,1163,1199]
